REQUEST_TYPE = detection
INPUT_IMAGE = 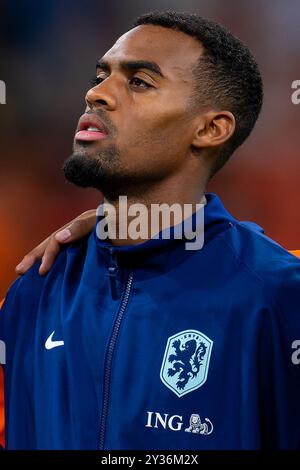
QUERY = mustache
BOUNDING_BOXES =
[86,109,117,136]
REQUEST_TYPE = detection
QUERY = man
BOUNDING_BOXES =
[0,11,299,450]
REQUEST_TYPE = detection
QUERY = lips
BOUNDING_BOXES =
[75,113,108,142]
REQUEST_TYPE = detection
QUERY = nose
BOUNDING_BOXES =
[85,78,118,111]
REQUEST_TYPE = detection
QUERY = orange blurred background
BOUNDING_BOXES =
[0,0,299,298]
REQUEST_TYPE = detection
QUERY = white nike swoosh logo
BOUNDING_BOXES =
[45,331,64,350]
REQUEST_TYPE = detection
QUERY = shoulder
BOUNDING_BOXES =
[224,221,300,312]
[0,234,92,325]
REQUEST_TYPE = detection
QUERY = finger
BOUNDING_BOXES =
[55,210,97,243]
[15,254,36,275]
[38,237,61,276]
[15,239,50,275]
[16,209,97,276]
[54,228,72,243]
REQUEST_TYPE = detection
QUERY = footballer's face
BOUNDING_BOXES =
[64,25,204,198]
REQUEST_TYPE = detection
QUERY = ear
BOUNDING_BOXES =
[191,110,236,150]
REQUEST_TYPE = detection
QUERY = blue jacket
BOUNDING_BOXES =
[1,193,300,450]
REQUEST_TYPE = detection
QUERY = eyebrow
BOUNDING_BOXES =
[96,59,165,78]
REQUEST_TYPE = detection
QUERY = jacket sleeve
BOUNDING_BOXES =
[0,271,42,450]
[259,257,300,449]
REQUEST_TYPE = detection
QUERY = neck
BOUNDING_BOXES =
[100,172,207,246]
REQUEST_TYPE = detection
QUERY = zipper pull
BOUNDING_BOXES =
[108,248,119,300]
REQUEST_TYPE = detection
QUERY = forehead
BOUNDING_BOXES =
[101,25,204,77]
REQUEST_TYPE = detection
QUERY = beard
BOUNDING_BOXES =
[63,143,145,201]
[63,143,120,187]
[63,137,173,201]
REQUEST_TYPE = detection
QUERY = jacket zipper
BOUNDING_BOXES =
[99,249,134,450]
[107,248,119,300]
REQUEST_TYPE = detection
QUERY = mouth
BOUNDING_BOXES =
[75,113,109,142]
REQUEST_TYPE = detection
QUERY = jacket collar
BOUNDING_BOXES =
[93,193,237,261]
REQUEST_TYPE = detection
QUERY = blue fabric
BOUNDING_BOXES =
[0,193,299,449]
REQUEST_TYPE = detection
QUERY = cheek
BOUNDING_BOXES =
[118,117,191,176]
[119,107,191,152]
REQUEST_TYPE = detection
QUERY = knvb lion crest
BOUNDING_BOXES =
[160,330,213,397]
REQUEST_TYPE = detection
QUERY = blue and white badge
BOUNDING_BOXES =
[160,329,213,397]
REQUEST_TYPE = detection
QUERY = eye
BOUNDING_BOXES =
[130,77,152,89]
[90,76,104,87]
[90,75,153,90]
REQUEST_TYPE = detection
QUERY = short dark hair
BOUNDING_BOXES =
[133,11,263,176]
